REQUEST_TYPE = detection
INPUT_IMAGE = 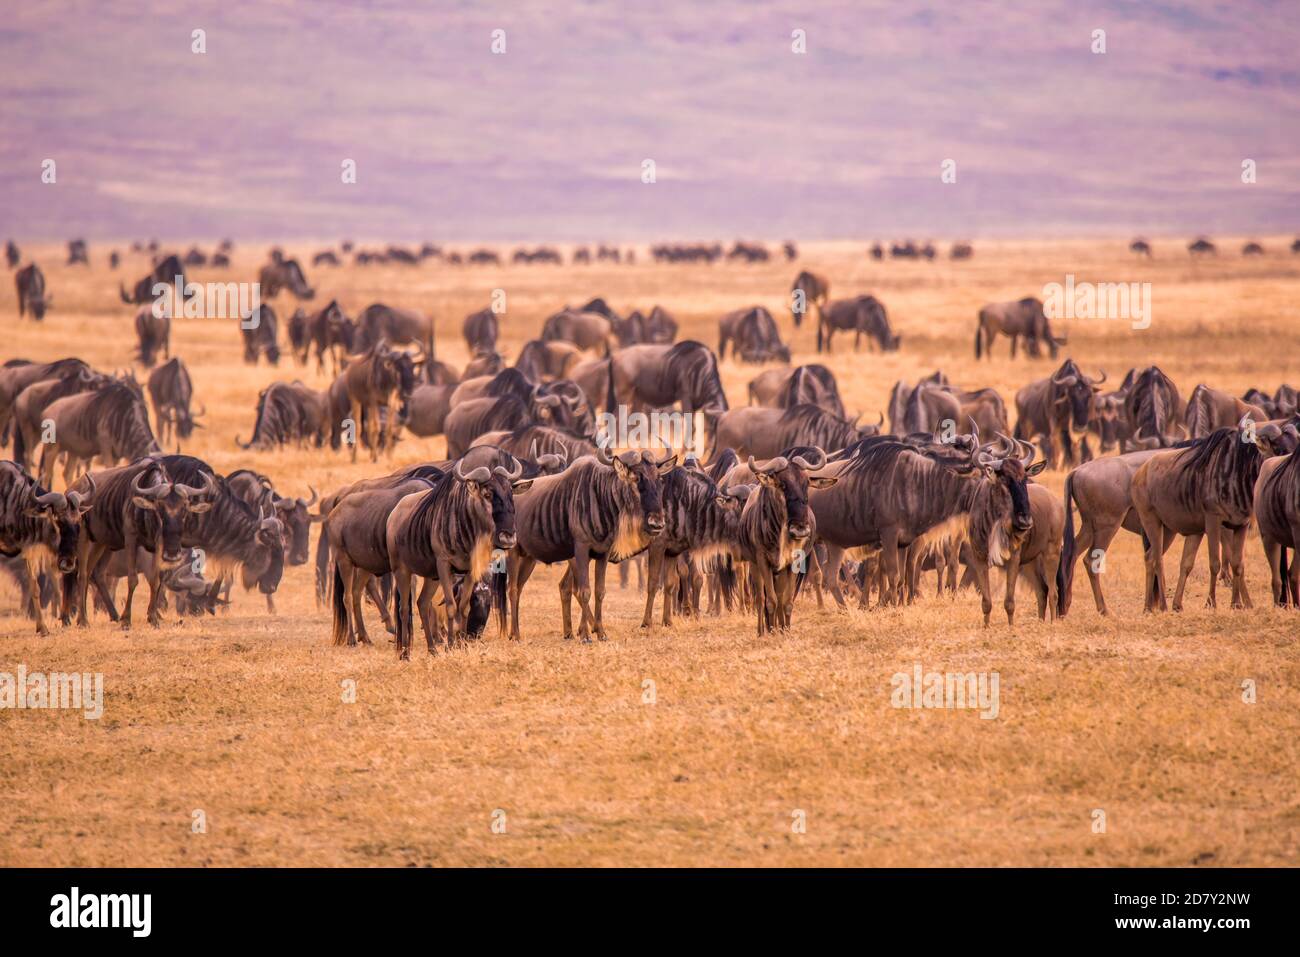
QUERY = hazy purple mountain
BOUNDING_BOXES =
[3,0,1297,241]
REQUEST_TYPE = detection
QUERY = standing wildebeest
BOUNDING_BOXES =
[1122,365,1184,449]
[1185,383,1268,437]
[737,449,835,634]
[146,358,203,451]
[240,304,281,365]
[900,378,1008,439]
[1057,449,1164,616]
[816,296,899,353]
[133,305,170,367]
[974,297,1064,359]
[541,309,615,355]
[39,381,161,488]
[717,306,790,363]
[1254,451,1300,605]
[291,300,355,372]
[0,358,93,446]
[387,459,534,656]
[748,364,845,417]
[258,257,315,300]
[1188,237,1217,256]
[999,482,1064,624]
[15,263,50,320]
[10,366,111,470]
[66,239,88,265]
[515,339,583,382]
[70,461,215,628]
[640,306,678,344]
[443,388,572,459]
[1132,420,1284,612]
[342,341,420,461]
[355,303,435,359]
[714,405,881,460]
[1130,238,1153,257]
[226,468,318,567]
[505,450,672,642]
[5,241,18,268]
[463,307,499,355]
[604,341,730,418]
[0,462,90,634]
[790,271,829,328]
[1013,360,1106,468]
[950,242,974,260]
[120,254,184,305]
[401,382,457,439]
[237,381,329,450]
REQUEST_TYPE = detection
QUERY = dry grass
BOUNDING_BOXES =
[2,238,1299,866]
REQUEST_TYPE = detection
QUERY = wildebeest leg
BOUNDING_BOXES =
[1009,334,1017,359]
[879,528,902,606]
[1078,519,1119,616]
[145,545,166,628]
[593,558,609,640]
[969,560,993,627]
[821,544,848,609]
[1041,541,1061,622]
[558,565,575,640]
[1229,525,1252,609]
[365,578,394,633]
[1262,536,1284,606]
[507,554,535,640]
[23,559,48,636]
[331,558,355,645]
[351,570,373,645]
[1138,517,1168,613]
[1003,549,1022,627]
[433,557,461,647]
[618,561,629,590]
[1201,523,1222,609]
[641,545,664,628]
[1288,527,1300,605]
[121,544,140,630]
[570,548,599,642]
[393,567,414,656]
[415,577,440,651]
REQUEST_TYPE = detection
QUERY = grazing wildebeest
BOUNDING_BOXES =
[39,381,161,488]
[313,250,340,267]
[1130,238,1153,257]
[15,263,50,320]
[70,460,215,628]
[950,242,974,260]
[605,341,730,419]
[354,303,435,359]
[463,307,499,355]
[1243,241,1265,256]
[0,462,90,634]
[401,382,457,438]
[515,339,583,382]
[737,449,835,634]
[1188,237,1217,256]
[505,450,672,642]
[717,306,790,363]
[258,257,315,300]
[1254,451,1300,605]
[97,546,222,618]
[748,364,845,417]
[1185,383,1268,437]
[461,350,502,380]
[387,458,534,656]
[292,300,354,372]
[815,296,899,353]
[0,358,93,447]
[1122,365,1184,449]
[1013,360,1106,468]
[974,297,1064,359]
[1132,421,1284,612]
[790,271,830,328]
[714,404,881,460]
[146,358,203,451]
[10,366,111,470]
[885,371,950,435]
[237,381,329,450]
[342,341,420,461]
[541,309,615,355]
[226,468,317,566]
[133,305,170,367]
[240,304,281,365]
[120,254,184,305]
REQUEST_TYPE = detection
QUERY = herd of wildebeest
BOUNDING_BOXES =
[4,235,1300,657]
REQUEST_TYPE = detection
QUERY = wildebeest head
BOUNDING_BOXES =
[609,449,675,536]
[976,433,1045,537]
[130,468,216,564]
[1051,362,1106,433]
[748,447,837,539]
[1241,414,1286,457]
[25,480,94,574]
[1091,393,1124,451]
[273,486,319,565]
[454,456,534,550]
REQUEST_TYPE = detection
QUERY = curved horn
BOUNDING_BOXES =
[536,452,566,471]
[131,468,170,499]
[299,485,319,508]
[493,457,524,481]
[193,403,207,418]
[876,410,885,427]
[994,431,1018,457]
[34,490,66,508]
[1237,413,1254,430]
[790,446,827,470]
[176,470,217,500]
[748,455,789,474]
[1093,369,1107,386]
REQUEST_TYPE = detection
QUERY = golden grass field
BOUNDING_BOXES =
[2,238,1298,867]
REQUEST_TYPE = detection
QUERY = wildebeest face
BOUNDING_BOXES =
[132,492,212,564]
[613,452,674,535]
[275,499,313,565]
[253,518,285,593]
[26,490,90,573]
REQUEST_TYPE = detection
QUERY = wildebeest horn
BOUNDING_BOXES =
[1237,413,1254,430]
[791,447,827,470]
[595,443,614,466]
[34,490,66,508]
[1052,372,1078,386]
[176,471,217,500]
[748,455,789,474]
[1093,370,1107,385]
[875,411,885,427]
[299,486,319,508]
[994,431,1018,457]
[194,403,207,419]
[537,452,566,471]
[535,393,562,408]
[454,461,492,483]
[131,469,171,499]
[494,458,524,481]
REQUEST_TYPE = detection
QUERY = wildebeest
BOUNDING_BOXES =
[1132,420,1284,611]
[463,307,499,355]
[342,341,420,461]
[505,450,672,642]
[950,242,974,260]
[355,303,435,359]
[5,241,19,268]
[133,305,170,367]
[1013,360,1106,468]
[120,254,184,305]
[815,296,899,353]
[226,468,318,566]
[237,381,329,450]
[1130,238,1153,258]
[515,339,583,382]
[146,358,203,450]
[1188,237,1217,256]
[0,462,90,634]
[1122,365,1184,449]
[737,449,834,634]
[638,306,678,344]
[9,365,112,470]
[999,482,1064,624]
[974,297,1064,359]
[15,263,50,320]
[899,378,1008,440]
[714,405,881,460]
[240,304,281,365]
[604,341,729,418]
[717,307,790,363]
[258,257,315,300]
[747,364,845,417]
[443,386,575,459]
[66,239,88,266]
[541,308,615,355]
[1254,451,1300,605]
[39,381,162,488]
[790,271,829,328]
[386,458,534,656]
[0,358,92,447]
[313,250,340,267]
[1185,383,1268,437]
[291,300,355,372]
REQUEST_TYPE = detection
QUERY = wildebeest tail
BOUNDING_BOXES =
[314,528,331,608]
[492,566,508,635]
[1280,547,1291,607]
[604,356,617,415]
[974,320,982,359]
[717,555,737,610]
[1058,472,1076,616]
[330,562,348,645]
[12,421,28,468]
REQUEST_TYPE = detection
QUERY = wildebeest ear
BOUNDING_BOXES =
[188,502,213,514]
[1026,461,1047,476]
[510,479,534,495]
[131,496,158,510]
[656,454,678,474]
[757,471,779,487]
[715,494,740,510]
[808,476,838,489]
